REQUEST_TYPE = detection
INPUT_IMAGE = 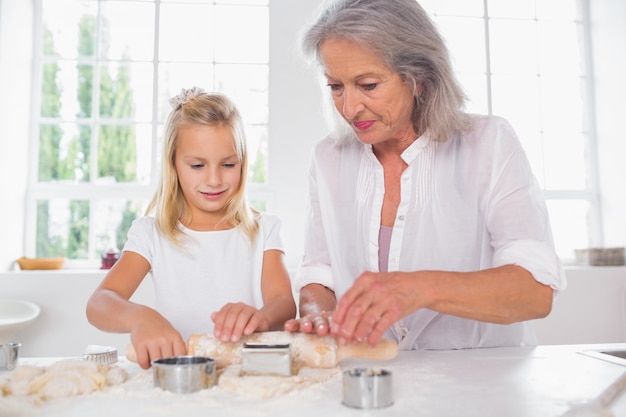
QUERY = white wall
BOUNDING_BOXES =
[0,0,31,271]
[532,267,626,345]
[268,1,326,269]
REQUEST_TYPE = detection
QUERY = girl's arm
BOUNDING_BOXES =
[211,249,296,342]
[85,251,187,369]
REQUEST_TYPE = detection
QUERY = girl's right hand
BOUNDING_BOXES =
[129,309,187,369]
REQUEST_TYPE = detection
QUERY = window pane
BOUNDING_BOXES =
[430,0,483,16]
[163,0,268,4]
[543,130,586,191]
[215,64,268,125]
[536,1,580,20]
[538,21,583,75]
[96,124,152,185]
[92,199,145,257]
[547,200,591,260]
[487,0,535,19]
[456,72,488,114]
[99,63,154,121]
[215,5,268,63]
[540,75,585,132]
[42,0,97,59]
[491,74,541,133]
[246,124,268,185]
[489,19,538,74]
[39,123,91,183]
[158,63,216,123]
[36,199,90,259]
[98,125,138,183]
[159,4,215,62]
[41,62,90,119]
[99,1,155,61]
[437,17,486,73]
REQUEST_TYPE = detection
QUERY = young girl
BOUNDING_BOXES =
[86,87,296,369]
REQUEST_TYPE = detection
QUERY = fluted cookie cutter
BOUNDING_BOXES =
[83,345,118,365]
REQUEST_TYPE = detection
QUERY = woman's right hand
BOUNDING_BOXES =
[129,309,187,369]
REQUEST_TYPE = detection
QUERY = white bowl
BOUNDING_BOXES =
[0,299,41,344]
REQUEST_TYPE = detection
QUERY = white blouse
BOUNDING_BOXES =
[294,115,566,350]
[124,214,285,341]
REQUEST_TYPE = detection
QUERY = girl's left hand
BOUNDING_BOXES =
[211,302,269,343]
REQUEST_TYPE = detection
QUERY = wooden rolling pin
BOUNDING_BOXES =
[126,331,398,369]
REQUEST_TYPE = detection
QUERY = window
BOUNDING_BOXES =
[420,0,598,261]
[26,0,599,267]
[28,0,269,266]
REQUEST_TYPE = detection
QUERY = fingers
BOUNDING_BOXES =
[212,303,265,343]
[331,272,405,346]
[132,335,187,370]
[283,312,332,335]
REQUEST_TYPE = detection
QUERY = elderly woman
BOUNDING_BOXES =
[284,0,566,350]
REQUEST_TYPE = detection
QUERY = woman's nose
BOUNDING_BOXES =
[341,88,364,119]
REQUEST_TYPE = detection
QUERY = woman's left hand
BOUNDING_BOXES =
[330,271,419,346]
[211,302,269,343]
[284,311,333,335]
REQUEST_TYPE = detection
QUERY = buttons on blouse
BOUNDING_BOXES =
[398,215,405,221]
[402,174,409,181]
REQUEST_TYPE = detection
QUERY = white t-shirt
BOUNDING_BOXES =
[294,115,566,350]
[124,213,284,340]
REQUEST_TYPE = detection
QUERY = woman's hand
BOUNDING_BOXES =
[284,311,333,335]
[284,283,338,336]
[330,271,418,346]
[211,302,270,343]
[129,308,187,370]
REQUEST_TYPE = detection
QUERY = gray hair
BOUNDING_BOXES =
[301,0,472,143]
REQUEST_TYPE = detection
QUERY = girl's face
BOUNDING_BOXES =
[319,38,419,150]
[174,123,241,230]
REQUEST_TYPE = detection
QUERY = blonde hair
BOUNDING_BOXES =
[145,88,259,245]
[302,0,473,143]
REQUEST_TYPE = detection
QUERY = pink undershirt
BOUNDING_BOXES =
[378,225,393,272]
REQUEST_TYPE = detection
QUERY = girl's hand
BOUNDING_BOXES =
[130,309,187,370]
[211,302,269,343]
[284,311,333,335]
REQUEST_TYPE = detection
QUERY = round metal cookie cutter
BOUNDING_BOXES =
[153,356,216,394]
[342,367,394,409]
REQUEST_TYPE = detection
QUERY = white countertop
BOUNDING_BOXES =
[3,343,626,417]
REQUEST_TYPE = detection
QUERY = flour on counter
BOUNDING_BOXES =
[217,364,340,399]
[0,359,128,402]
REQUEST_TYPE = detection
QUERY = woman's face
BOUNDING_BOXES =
[174,123,241,229]
[319,38,419,149]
